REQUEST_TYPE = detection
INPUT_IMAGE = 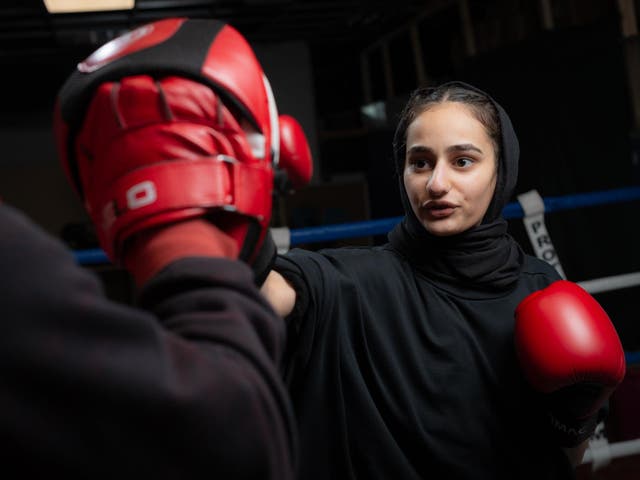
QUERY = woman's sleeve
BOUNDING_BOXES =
[0,204,296,479]
[273,249,340,381]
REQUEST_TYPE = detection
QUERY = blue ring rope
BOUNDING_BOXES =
[74,185,640,262]
[292,185,640,244]
[626,351,640,365]
[72,185,640,365]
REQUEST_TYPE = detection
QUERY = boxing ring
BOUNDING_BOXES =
[73,185,640,469]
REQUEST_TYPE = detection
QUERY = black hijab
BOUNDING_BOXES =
[388,81,524,292]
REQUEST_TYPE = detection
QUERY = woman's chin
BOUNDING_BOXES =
[423,219,466,237]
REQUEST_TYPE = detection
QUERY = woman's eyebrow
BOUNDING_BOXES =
[407,145,434,155]
[447,143,483,154]
[407,144,483,155]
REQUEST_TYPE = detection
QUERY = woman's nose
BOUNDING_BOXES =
[427,163,450,197]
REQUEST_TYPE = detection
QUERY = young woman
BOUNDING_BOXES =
[262,82,622,479]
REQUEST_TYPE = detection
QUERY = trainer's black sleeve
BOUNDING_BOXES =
[0,204,296,479]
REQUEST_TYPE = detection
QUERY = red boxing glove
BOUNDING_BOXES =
[515,280,626,446]
[275,114,313,193]
[250,114,313,286]
[54,18,279,278]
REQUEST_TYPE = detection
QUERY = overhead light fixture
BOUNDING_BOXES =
[44,0,135,13]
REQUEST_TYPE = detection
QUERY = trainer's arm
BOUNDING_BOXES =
[262,269,297,318]
[0,204,296,478]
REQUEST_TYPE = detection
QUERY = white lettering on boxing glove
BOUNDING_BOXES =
[127,181,157,210]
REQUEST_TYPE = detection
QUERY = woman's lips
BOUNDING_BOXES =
[422,201,457,219]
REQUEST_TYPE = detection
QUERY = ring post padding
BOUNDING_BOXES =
[270,227,291,254]
[517,189,566,279]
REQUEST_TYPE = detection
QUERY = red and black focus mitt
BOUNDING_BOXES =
[54,18,312,284]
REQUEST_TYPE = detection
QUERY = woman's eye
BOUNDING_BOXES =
[455,157,474,168]
[414,159,427,168]
[409,158,430,170]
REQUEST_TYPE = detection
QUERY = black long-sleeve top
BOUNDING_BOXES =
[0,204,296,479]
[276,244,573,480]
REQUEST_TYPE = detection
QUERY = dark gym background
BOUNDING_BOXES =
[0,1,638,477]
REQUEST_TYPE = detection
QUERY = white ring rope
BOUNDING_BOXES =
[578,272,640,295]
[583,437,640,468]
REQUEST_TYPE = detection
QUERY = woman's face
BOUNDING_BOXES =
[403,101,497,236]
